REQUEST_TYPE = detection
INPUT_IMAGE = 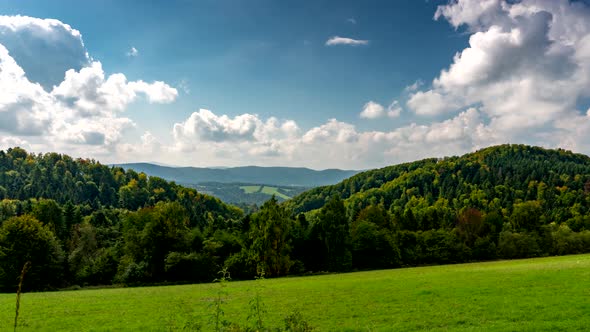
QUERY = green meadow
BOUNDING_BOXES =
[1,254,589,331]
[239,185,292,200]
[239,185,262,194]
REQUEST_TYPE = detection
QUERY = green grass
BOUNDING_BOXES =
[261,186,291,200]
[2,254,590,331]
[239,185,261,194]
[239,185,292,200]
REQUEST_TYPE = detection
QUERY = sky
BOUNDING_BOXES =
[0,0,590,170]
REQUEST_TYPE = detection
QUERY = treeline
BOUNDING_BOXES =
[1,145,590,291]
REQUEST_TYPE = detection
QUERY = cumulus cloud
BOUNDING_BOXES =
[0,15,177,159]
[407,90,457,116]
[405,0,590,153]
[174,109,262,142]
[360,101,402,119]
[360,101,385,119]
[3,5,590,170]
[167,1,590,168]
[0,15,89,90]
[168,108,500,169]
[325,36,369,46]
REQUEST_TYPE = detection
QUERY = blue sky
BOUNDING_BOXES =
[0,0,590,169]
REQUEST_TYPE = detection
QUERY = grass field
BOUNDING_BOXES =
[1,254,589,331]
[260,186,291,200]
[239,185,292,200]
[239,185,261,194]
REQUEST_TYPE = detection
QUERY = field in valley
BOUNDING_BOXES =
[1,254,589,331]
[239,185,292,200]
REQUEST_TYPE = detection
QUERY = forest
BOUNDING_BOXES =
[1,144,590,291]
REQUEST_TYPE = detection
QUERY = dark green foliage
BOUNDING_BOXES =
[285,144,590,268]
[249,197,293,276]
[0,215,64,291]
[314,196,352,272]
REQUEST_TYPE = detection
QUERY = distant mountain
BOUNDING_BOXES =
[113,163,360,187]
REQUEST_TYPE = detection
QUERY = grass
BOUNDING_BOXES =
[1,254,589,331]
[260,186,291,200]
[239,185,292,200]
[239,185,261,194]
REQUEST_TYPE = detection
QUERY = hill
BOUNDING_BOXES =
[283,144,590,269]
[288,144,590,218]
[0,147,239,222]
[114,163,359,187]
[0,147,243,291]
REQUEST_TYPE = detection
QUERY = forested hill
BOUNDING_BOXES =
[0,147,241,223]
[114,163,359,187]
[287,144,590,219]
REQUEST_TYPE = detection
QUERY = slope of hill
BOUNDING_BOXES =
[287,144,590,218]
[0,147,250,291]
[114,163,359,187]
[0,147,239,221]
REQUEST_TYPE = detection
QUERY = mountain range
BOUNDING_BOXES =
[113,163,360,187]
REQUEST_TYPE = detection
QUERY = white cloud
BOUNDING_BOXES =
[168,108,499,169]
[173,109,262,142]
[326,36,369,46]
[360,101,385,119]
[407,90,457,116]
[0,15,89,90]
[128,80,178,103]
[0,43,53,136]
[127,47,138,57]
[405,0,590,154]
[51,61,177,115]
[387,101,402,118]
[0,15,177,159]
[302,119,358,144]
[3,7,590,170]
[347,18,357,24]
[0,136,29,151]
[360,101,401,119]
[434,0,503,30]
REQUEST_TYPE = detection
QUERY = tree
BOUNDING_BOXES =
[32,199,65,240]
[250,196,292,276]
[138,202,190,280]
[456,208,484,247]
[315,195,351,272]
[0,215,64,291]
[510,201,543,231]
